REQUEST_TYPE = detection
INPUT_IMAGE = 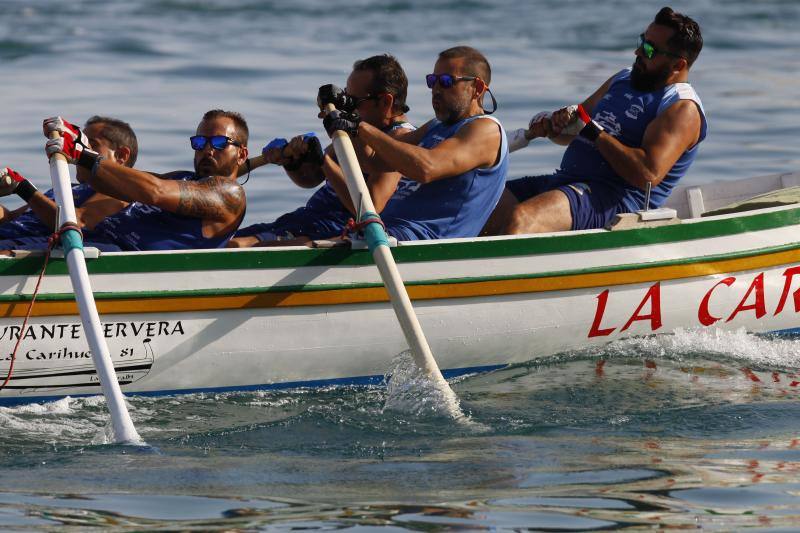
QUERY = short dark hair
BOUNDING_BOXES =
[654,7,703,67]
[437,45,491,85]
[201,109,249,145]
[84,116,138,167]
[352,54,409,113]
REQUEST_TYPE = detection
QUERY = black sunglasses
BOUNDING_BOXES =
[425,73,477,89]
[189,135,241,151]
[343,91,381,108]
[637,33,684,60]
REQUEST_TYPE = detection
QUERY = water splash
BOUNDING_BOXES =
[598,327,800,370]
[381,351,492,433]
[382,351,462,417]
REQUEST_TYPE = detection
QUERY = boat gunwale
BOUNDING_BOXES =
[0,202,797,277]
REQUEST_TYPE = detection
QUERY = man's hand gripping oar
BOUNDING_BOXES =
[318,85,463,419]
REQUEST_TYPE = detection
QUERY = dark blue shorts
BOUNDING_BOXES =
[506,174,627,230]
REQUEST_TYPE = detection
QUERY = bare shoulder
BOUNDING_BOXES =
[204,176,245,209]
[650,99,702,138]
[455,116,502,142]
[176,176,245,220]
[662,99,702,122]
[644,99,702,151]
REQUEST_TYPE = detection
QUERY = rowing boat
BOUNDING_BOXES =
[1,171,799,405]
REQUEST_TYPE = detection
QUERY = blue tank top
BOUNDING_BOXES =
[559,68,707,210]
[380,115,508,240]
[88,171,240,250]
[0,183,96,239]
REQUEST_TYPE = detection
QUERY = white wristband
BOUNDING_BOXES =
[507,128,530,153]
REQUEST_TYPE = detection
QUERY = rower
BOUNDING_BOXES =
[44,110,248,250]
[229,54,415,248]
[483,7,706,235]
[323,45,508,241]
[0,116,138,250]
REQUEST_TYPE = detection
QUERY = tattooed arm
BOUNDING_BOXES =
[86,161,245,237]
[175,177,245,221]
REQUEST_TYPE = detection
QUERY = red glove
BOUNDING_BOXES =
[1,167,25,185]
[0,167,37,201]
[43,117,89,162]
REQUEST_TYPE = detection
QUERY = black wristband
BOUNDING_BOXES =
[91,155,105,178]
[76,149,100,170]
[15,179,38,202]
[579,120,604,142]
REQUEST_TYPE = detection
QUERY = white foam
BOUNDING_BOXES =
[603,328,800,369]
[2,396,74,416]
[382,351,488,432]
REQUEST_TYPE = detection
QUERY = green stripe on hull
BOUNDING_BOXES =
[0,206,797,277]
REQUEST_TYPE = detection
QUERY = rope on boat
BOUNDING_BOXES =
[0,223,82,391]
[340,215,385,240]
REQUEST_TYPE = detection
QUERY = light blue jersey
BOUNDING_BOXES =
[381,115,508,240]
[560,68,707,211]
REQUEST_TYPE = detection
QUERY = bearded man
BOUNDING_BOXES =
[486,7,706,235]
[44,110,247,250]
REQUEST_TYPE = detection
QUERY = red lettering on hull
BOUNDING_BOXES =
[588,290,616,338]
[727,273,766,322]
[774,266,800,316]
[621,282,662,332]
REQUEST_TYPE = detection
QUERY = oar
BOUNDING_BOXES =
[48,133,142,444]
[324,104,462,417]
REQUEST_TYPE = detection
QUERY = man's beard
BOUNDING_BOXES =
[630,60,672,92]
[433,96,471,125]
[195,157,236,178]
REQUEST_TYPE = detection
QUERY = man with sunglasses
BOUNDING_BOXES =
[0,116,138,250]
[323,45,507,241]
[44,109,248,250]
[486,7,705,235]
[229,54,414,247]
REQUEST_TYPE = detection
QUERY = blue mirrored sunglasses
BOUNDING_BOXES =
[425,73,477,89]
[190,135,241,151]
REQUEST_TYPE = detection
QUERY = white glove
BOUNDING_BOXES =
[555,105,587,136]
[528,111,551,130]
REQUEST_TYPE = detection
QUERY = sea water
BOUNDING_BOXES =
[0,0,799,529]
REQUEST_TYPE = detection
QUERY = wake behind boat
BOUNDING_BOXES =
[1,170,799,405]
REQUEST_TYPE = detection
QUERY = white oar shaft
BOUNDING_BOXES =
[372,245,448,383]
[327,112,451,390]
[47,142,140,444]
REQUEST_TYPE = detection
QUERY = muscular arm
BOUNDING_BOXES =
[25,192,60,231]
[76,194,129,230]
[356,118,500,184]
[87,161,245,231]
[594,99,701,189]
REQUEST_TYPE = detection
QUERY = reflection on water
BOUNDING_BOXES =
[1,0,799,527]
[1,329,799,529]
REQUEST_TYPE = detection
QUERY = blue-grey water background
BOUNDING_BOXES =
[1,0,800,529]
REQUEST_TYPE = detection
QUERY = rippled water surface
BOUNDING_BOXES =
[1,0,800,529]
